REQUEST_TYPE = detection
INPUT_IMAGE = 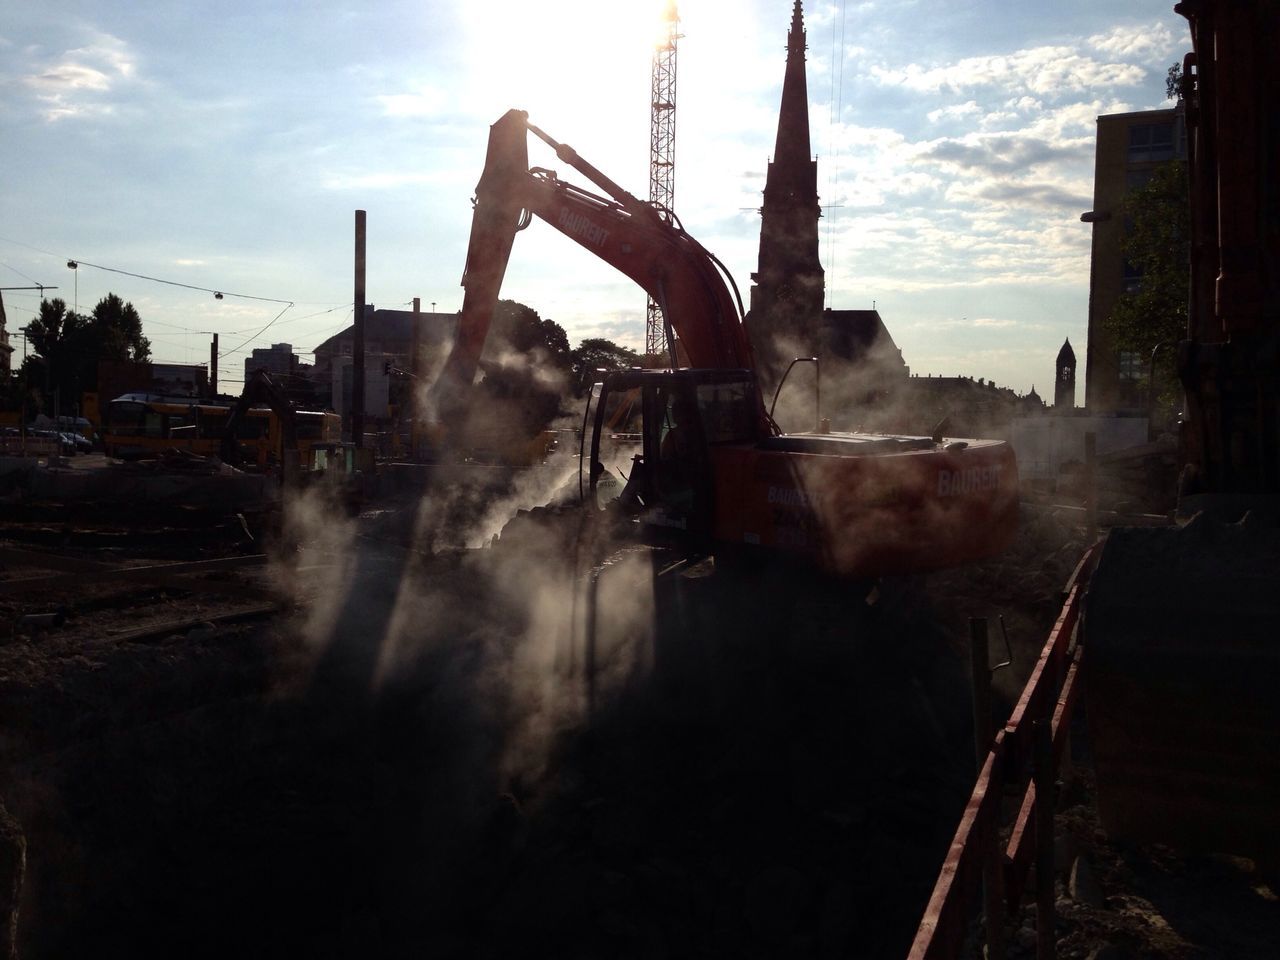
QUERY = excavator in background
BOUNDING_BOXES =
[430,108,1018,578]
[220,370,301,484]
[1084,0,1279,864]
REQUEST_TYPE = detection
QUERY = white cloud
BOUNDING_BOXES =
[926,100,981,123]
[1088,22,1179,61]
[870,45,1145,97]
[21,32,136,121]
[377,86,446,118]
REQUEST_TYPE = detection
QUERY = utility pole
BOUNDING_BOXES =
[210,333,219,395]
[645,1,681,363]
[353,210,367,450]
[410,296,422,459]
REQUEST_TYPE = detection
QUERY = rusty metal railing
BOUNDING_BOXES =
[908,543,1100,960]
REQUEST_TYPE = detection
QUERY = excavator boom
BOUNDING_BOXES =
[430,109,762,429]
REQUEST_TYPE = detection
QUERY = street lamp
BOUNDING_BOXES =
[66,260,78,316]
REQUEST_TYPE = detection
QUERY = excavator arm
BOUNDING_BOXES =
[429,108,766,430]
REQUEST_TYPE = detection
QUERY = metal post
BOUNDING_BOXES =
[1034,719,1056,960]
[210,333,219,395]
[970,618,992,769]
[1083,432,1097,541]
[410,297,422,460]
[353,210,367,450]
[971,618,1006,959]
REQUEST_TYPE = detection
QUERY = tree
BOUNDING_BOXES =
[1166,62,1183,103]
[23,293,151,413]
[88,293,150,364]
[1104,160,1189,413]
[569,338,643,395]
[460,300,571,448]
[489,300,569,372]
[22,298,91,411]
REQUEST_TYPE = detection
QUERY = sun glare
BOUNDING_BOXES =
[459,0,678,116]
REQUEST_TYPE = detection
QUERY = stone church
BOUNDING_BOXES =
[743,1,908,429]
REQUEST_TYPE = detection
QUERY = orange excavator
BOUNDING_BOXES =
[430,109,1018,578]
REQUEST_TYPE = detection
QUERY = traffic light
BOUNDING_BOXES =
[383,360,392,375]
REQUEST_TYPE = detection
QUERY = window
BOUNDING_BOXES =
[1122,260,1143,294]
[1128,122,1175,164]
[696,381,756,444]
[1118,351,1146,383]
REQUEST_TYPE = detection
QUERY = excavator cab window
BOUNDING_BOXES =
[644,383,713,540]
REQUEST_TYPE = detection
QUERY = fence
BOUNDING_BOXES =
[908,543,1100,960]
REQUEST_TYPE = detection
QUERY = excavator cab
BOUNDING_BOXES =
[590,368,758,547]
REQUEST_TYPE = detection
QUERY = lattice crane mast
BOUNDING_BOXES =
[645,1,681,361]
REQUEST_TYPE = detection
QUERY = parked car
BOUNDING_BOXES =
[29,429,77,455]
[64,431,92,453]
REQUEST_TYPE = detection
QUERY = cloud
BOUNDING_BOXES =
[926,100,982,124]
[1088,23,1179,61]
[21,32,136,121]
[922,133,1090,175]
[869,45,1145,97]
[962,179,1090,211]
[377,86,446,118]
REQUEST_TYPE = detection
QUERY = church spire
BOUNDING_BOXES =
[744,1,824,384]
[774,0,811,172]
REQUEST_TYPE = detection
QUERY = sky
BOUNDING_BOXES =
[1,0,1188,396]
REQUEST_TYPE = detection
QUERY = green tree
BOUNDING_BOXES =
[22,298,91,411]
[569,338,643,395]
[88,292,150,364]
[1104,160,1189,413]
[489,300,569,372]
[23,293,151,413]
[1166,62,1183,102]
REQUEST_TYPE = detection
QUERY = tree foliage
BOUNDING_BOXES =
[89,293,151,364]
[463,300,571,443]
[23,294,151,411]
[1166,62,1183,103]
[489,300,570,371]
[1104,160,1189,410]
[569,338,643,395]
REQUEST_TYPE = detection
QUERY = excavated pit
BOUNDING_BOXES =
[0,498,1085,958]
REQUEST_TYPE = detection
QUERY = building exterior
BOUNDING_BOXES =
[744,1,825,387]
[742,2,911,430]
[1083,108,1186,412]
[0,292,13,379]
[243,342,299,382]
[311,307,458,423]
[1055,338,1077,410]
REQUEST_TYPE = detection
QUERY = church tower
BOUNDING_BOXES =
[745,1,824,383]
[1055,338,1077,410]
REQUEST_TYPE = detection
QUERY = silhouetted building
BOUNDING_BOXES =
[1055,338,1077,410]
[1082,108,1185,412]
[741,2,911,432]
[312,307,458,421]
[745,1,824,385]
[0,292,13,379]
[243,342,299,382]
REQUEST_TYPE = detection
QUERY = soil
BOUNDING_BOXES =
[0,496,1276,958]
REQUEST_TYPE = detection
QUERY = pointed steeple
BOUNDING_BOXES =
[774,1,812,173]
[1056,337,1076,367]
[745,1,824,385]
[1055,338,1077,410]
